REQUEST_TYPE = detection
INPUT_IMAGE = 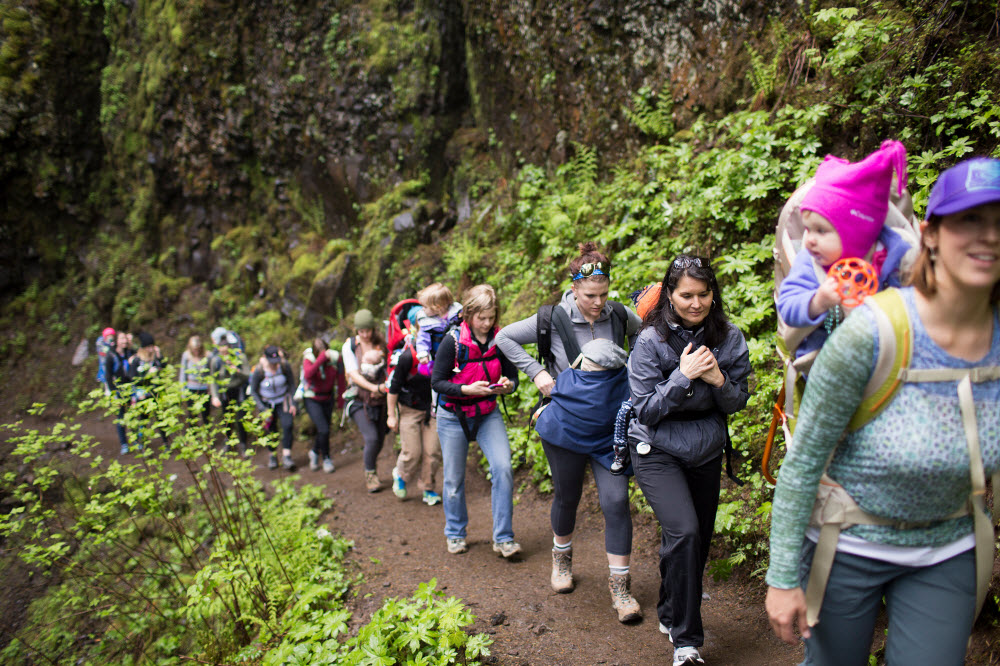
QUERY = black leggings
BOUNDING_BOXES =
[266,401,295,452]
[304,397,334,457]
[541,439,633,557]
[351,402,388,471]
[219,387,248,448]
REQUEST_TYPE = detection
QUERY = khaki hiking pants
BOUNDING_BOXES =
[394,403,441,492]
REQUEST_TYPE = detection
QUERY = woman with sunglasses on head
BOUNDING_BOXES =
[627,255,751,666]
[496,242,644,622]
[766,158,1000,665]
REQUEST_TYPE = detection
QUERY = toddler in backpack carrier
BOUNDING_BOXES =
[415,282,462,374]
[776,140,918,368]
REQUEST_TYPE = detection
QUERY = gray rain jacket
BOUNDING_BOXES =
[495,289,642,380]
[627,322,751,467]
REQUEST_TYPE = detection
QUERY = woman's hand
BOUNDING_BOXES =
[701,353,726,387]
[462,380,495,397]
[533,370,555,396]
[765,586,811,645]
[491,377,513,395]
[211,396,222,409]
[678,343,716,381]
[386,413,398,432]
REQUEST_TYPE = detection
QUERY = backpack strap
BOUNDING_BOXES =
[608,300,630,351]
[550,306,582,366]
[536,305,555,365]
[847,289,912,431]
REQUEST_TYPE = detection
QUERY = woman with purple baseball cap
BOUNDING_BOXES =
[767,156,1000,664]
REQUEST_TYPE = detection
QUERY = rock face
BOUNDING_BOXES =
[0,0,786,319]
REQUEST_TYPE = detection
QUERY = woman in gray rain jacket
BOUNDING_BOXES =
[627,255,751,666]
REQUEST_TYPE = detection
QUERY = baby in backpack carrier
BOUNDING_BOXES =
[359,349,386,385]
[414,282,463,374]
[777,140,915,360]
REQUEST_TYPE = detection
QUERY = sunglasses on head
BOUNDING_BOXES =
[672,256,707,270]
[572,262,608,281]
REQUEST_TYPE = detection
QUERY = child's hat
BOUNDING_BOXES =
[925,158,1000,219]
[800,140,908,261]
[102,327,116,338]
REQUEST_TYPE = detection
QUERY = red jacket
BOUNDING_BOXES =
[302,350,343,405]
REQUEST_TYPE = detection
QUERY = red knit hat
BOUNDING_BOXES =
[800,140,908,261]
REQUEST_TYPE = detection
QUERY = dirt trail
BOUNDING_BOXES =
[27,411,798,666]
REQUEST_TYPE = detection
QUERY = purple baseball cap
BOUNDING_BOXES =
[926,157,1000,219]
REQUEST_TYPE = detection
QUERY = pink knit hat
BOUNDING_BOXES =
[800,140,908,261]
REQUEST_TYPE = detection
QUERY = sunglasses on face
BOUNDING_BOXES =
[572,262,608,281]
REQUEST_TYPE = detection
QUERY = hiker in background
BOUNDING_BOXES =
[301,337,342,473]
[250,345,297,471]
[342,309,389,492]
[105,330,135,454]
[179,335,212,424]
[95,327,116,393]
[432,284,521,558]
[209,329,250,454]
[387,307,442,506]
[766,157,1000,665]
[415,282,463,375]
[496,242,643,622]
[627,255,751,666]
[777,140,914,363]
[127,331,167,449]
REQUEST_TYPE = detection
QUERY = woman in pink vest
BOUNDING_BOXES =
[431,284,521,558]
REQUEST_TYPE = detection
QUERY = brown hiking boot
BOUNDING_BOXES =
[609,572,642,623]
[551,548,574,593]
[364,470,382,493]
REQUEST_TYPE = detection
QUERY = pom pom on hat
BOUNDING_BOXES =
[800,140,908,262]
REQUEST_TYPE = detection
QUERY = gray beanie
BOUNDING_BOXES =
[575,338,628,371]
[353,309,375,330]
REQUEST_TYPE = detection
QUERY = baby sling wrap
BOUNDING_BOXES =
[804,288,1000,627]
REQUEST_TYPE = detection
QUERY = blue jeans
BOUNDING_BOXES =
[437,408,514,543]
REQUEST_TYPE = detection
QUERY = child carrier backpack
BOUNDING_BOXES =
[386,298,421,379]
[763,177,921,481]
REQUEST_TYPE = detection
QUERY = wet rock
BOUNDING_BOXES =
[392,211,415,231]
[490,611,507,626]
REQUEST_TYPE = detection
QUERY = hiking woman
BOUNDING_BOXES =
[342,309,390,492]
[627,255,751,666]
[301,337,342,473]
[127,331,167,449]
[250,345,297,471]
[105,331,135,454]
[496,242,644,622]
[179,335,211,424]
[432,284,521,558]
[766,157,1000,665]
[209,329,250,454]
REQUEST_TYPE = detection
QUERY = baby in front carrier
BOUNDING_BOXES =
[777,140,915,360]
[359,348,386,386]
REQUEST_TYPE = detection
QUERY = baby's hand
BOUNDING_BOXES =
[809,276,841,318]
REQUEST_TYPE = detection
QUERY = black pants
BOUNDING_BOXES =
[220,386,248,448]
[267,400,295,452]
[351,402,388,471]
[631,445,721,649]
[304,397,334,458]
[541,439,632,556]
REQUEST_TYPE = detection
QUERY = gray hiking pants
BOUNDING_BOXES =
[798,541,975,666]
